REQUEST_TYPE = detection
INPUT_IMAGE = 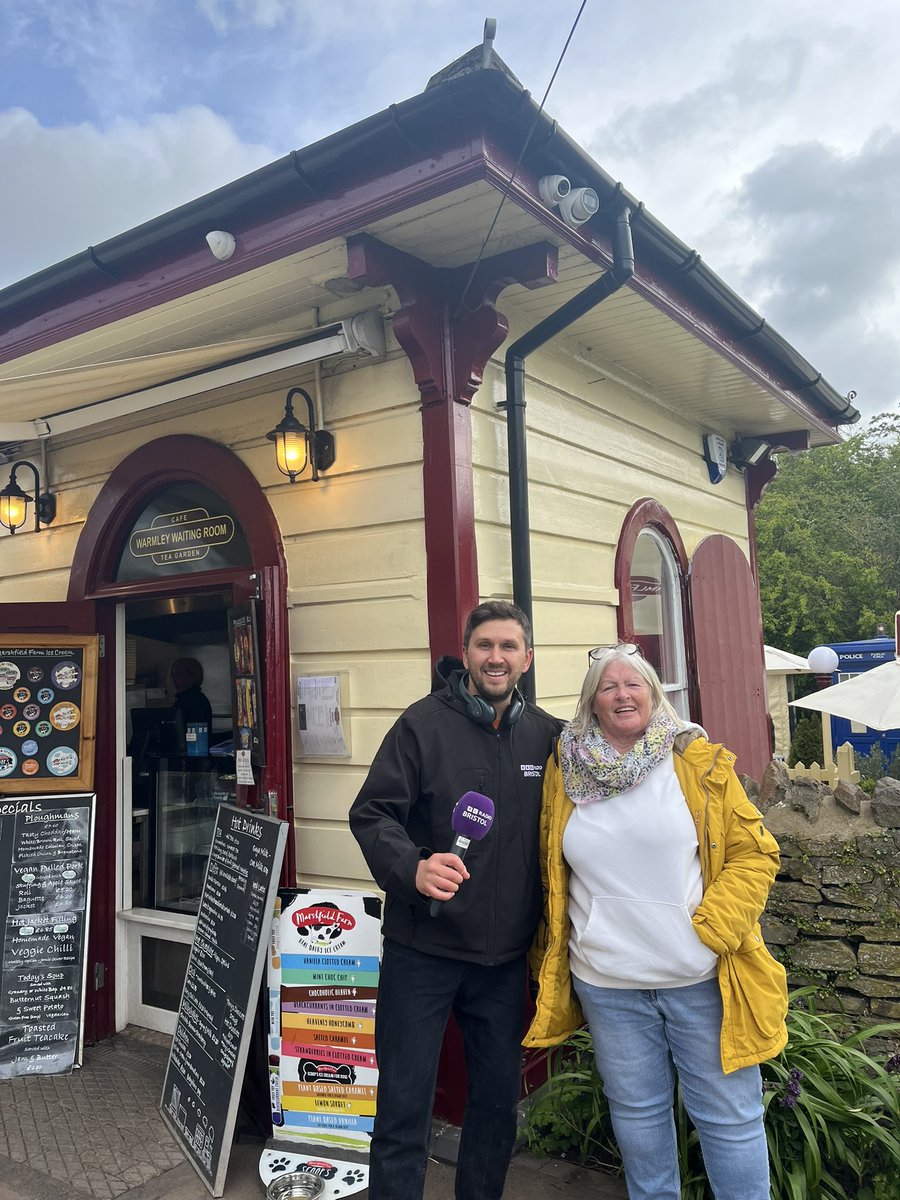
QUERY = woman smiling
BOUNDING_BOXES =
[525,645,787,1200]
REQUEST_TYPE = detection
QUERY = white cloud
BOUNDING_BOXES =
[0,106,274,284]
[0,0,898,414]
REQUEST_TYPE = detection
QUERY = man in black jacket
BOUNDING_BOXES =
[350,601,561,1200]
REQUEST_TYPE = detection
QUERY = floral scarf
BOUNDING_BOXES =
[560,708,680,804]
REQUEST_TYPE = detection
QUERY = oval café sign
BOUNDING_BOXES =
[128,506,236,568]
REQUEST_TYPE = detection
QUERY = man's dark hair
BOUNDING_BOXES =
[463,601,533,650]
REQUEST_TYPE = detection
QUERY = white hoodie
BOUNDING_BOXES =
[563,752,719,989]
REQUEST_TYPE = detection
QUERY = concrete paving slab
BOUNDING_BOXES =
[0,1029,626,1200]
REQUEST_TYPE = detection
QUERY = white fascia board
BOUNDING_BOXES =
[0,312,385,442]
[0,420,51,441]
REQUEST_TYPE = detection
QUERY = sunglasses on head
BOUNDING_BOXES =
[587,643,645,665]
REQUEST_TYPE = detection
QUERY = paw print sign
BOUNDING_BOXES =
[260,1148,368,1198]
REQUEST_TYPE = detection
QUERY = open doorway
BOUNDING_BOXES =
[121,589,242,1026]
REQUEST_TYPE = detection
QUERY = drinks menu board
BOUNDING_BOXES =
[267,889,382,1151]
[0,635,99,793]
[161,804,287,1197]
[0,792,95,1078]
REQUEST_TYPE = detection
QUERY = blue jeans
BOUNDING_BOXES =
[370,939,526,1200]
[573,976,769,1200]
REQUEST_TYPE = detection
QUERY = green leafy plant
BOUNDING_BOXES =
[857,745,889,788]
[524,1029,619,1168]
[525,990,900,1199]
[788,716,825,769]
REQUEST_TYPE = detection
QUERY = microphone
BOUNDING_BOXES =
[429,791,495,917]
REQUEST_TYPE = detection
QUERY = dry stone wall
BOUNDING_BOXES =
[749,763,900,1021]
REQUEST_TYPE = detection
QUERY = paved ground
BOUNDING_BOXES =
[0,1029,627,1199]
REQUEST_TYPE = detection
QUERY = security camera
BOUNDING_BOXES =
[538,175,571,207]
[205,230,236,261]
[558,187,600,228]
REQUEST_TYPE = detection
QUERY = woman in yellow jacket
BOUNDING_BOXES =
[524,645,787,1200]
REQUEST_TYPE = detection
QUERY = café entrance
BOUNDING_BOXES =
[42,435,293,1041]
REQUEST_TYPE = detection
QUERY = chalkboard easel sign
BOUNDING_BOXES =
[0,792,95,1079]
[0,635,99,794]
[161,804,287,1197]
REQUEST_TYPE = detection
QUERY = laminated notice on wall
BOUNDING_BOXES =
[267,889,381,1149]
[296,676,349,757]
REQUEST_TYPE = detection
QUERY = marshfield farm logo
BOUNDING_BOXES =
[128,507,235,567]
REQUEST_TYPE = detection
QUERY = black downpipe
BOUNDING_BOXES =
[504,207,635,702]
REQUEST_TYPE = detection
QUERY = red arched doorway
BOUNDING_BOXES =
[54,434,293,1040]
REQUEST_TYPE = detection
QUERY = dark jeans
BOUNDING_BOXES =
[369,939,526,1200]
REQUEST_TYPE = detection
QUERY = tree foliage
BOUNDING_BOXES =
[756,413,900,656]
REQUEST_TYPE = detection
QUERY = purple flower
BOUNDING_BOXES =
[778,1094,797,1108]
[886,1052,900,1075]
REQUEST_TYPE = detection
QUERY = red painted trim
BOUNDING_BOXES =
[68,436,284,596]
[614,498,700,721]
[0,136,490,367]
[614,499,688,640]
[480,143,842,437]
[422,398,479,660]
[66,436,297,893]
[347,235,556,665]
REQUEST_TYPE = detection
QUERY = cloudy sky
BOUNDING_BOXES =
[1,0,898,418]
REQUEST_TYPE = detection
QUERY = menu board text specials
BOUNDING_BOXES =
[0,793,95,1078]
[161,805,287,1197]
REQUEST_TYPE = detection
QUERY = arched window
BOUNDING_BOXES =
[615,499,692,719]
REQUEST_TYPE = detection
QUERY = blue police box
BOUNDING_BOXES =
[822,637,900,762]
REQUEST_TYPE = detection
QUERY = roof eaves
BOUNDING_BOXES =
[0,51,859,428]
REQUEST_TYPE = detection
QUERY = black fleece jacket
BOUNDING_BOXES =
[349,657,562,965]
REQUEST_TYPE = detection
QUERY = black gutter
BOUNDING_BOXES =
[0,56,859,429]
[505,207,635,703]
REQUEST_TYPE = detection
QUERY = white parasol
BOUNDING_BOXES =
[790,658,900,732]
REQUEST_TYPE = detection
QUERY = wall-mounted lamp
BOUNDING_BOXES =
[266,387,336,483]
[729,435,771,470]
[0,459,56,534]
[205,230,236,261]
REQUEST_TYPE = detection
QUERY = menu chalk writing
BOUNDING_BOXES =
[0,793,95,1078]
[161,804,286,1197]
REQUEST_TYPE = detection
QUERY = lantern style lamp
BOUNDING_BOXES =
[0,460,56,534]
[266,387,335,483]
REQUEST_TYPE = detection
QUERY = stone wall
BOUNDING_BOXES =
[749,764,900,1022]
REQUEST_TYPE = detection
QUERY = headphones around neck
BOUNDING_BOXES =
[457,672,524,728]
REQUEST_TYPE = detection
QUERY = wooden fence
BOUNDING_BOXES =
[786,741,860,786]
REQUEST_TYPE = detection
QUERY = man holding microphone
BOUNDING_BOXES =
[350,601,561,1200]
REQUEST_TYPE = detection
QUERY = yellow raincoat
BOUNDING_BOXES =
[524,732,788,1073]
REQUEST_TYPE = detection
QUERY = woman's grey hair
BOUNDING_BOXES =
[569,646,680,737]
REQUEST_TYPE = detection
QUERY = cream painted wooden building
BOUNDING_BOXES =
[0,34,858,1056]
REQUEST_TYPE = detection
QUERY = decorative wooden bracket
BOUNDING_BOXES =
[346,233,558,407]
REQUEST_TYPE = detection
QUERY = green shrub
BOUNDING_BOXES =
[789,717,825,768]
[525,990,900,1199]
[857,745,889,787]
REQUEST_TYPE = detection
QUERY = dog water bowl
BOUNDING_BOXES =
[266,1171,326,1199]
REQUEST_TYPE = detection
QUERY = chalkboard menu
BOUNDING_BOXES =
[161,805,287,1197]
[0,792,95,1078]
[0,635,99,793]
